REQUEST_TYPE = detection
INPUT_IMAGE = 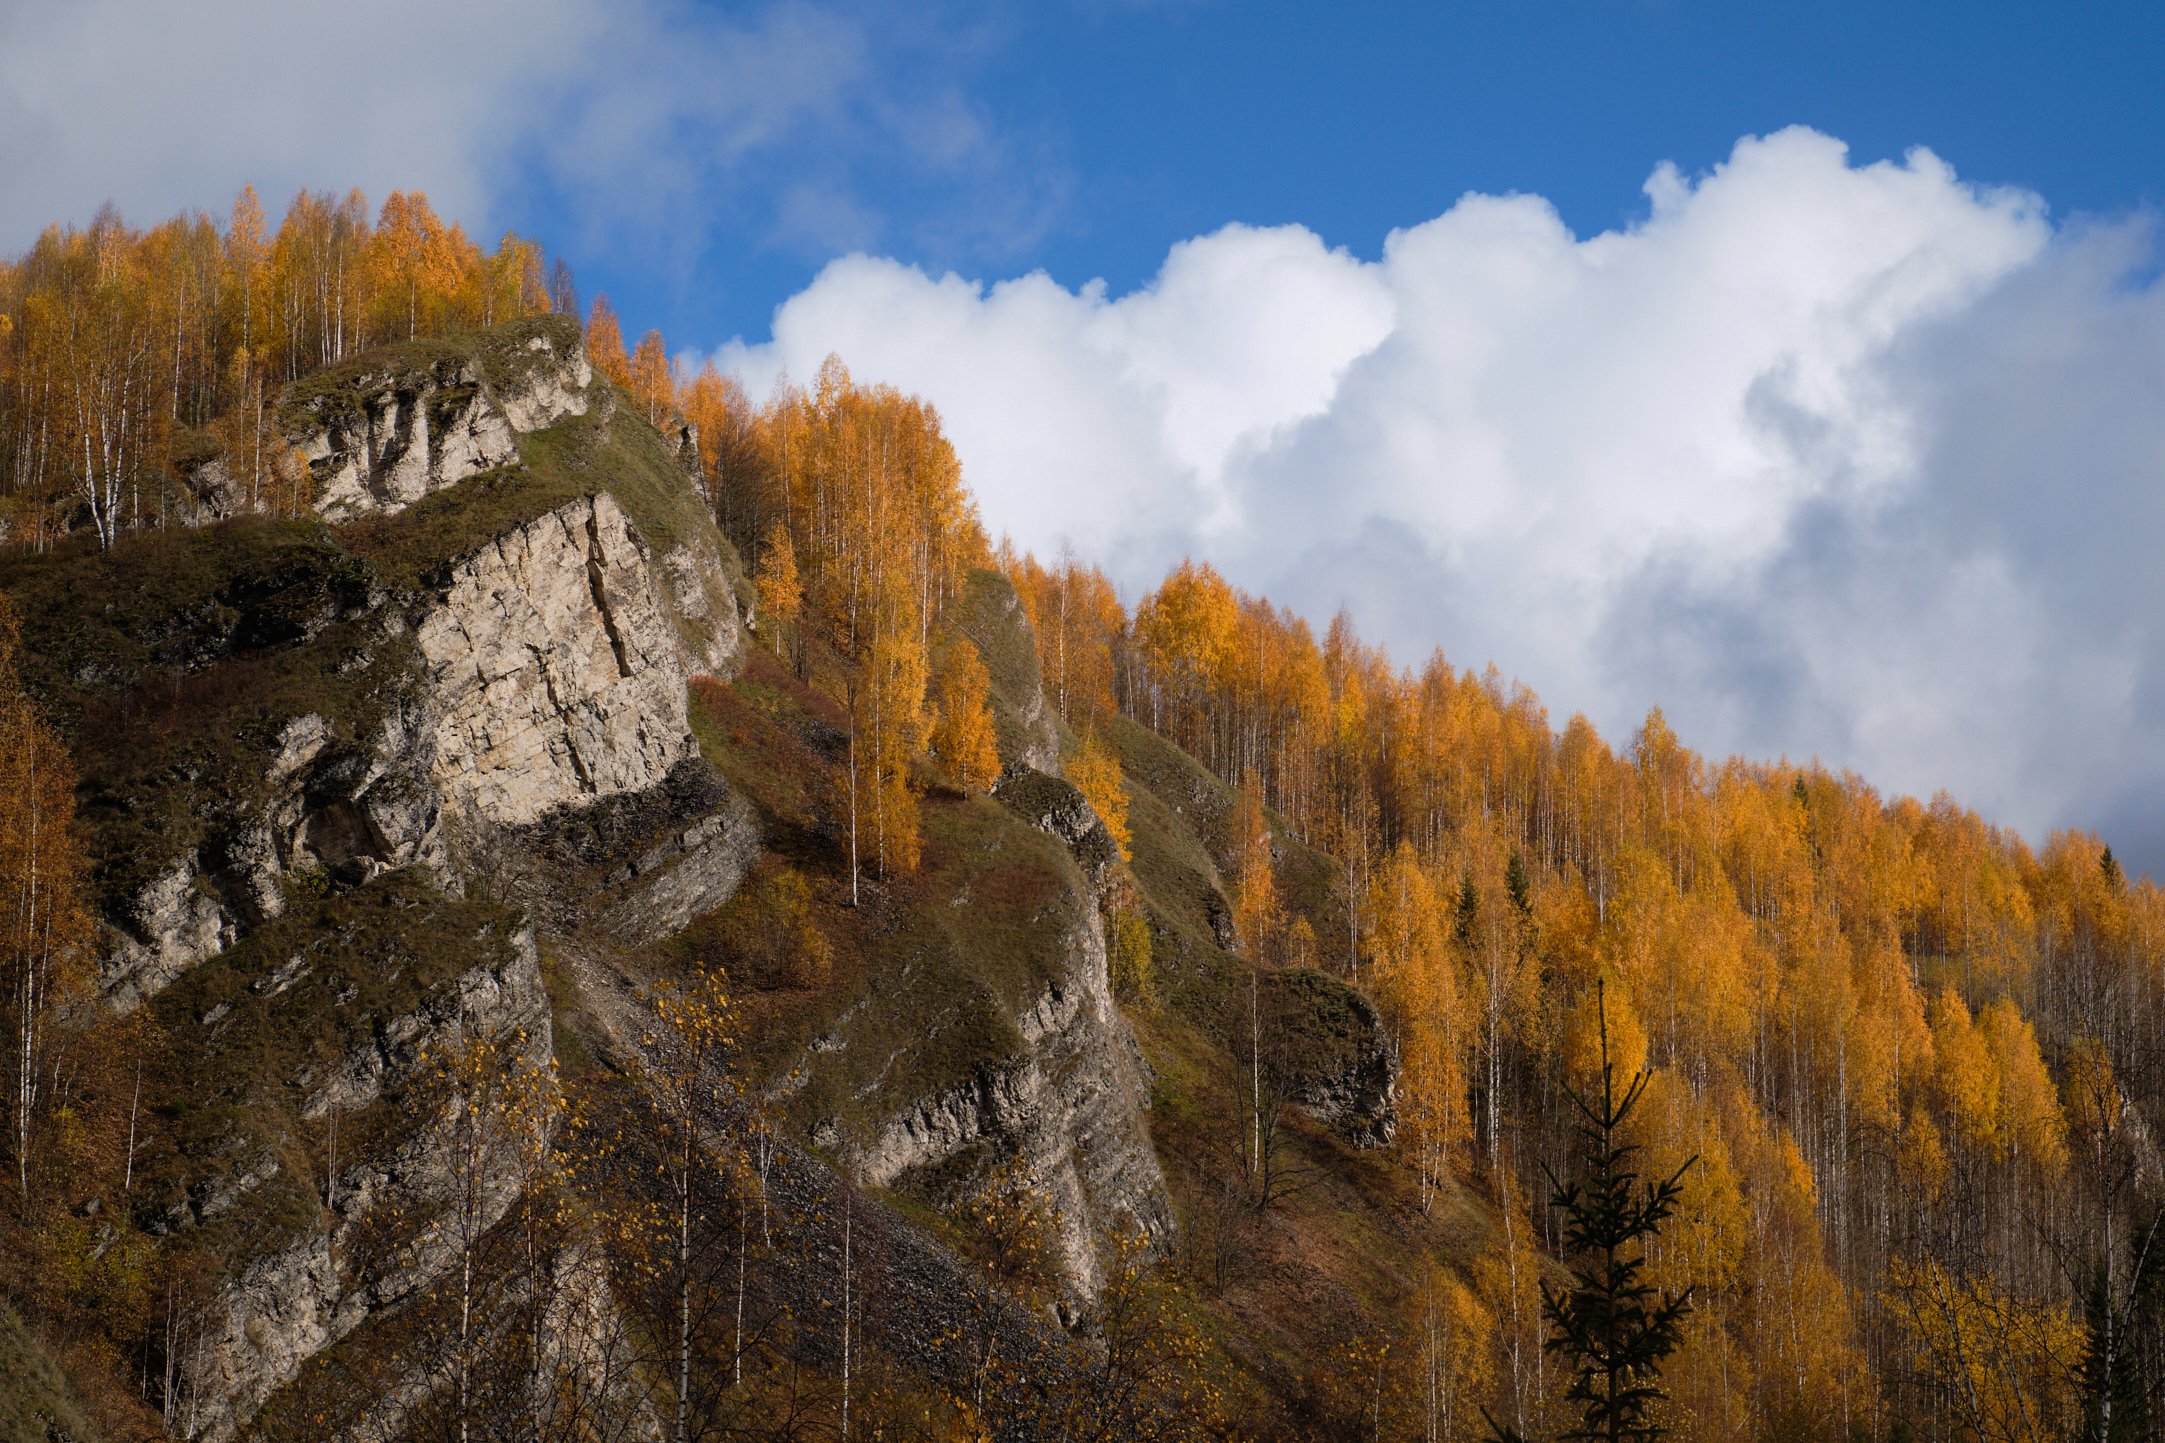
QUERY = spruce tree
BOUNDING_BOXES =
[1488,982,1695,1443]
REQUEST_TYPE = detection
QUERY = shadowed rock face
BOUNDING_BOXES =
[103,692,449,1011]
[1289,982,1400,1149]
[183,924,555,1443]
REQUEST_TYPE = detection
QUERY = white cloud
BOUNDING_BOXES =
[0,0,586,244]
[0,0,1030,266]
[722,128,2165,869]
[721,221,1395,570]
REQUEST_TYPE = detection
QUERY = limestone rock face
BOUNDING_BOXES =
[852,886,1171,1301]
[100,484,741,1007]
[184,927,553,1443]
[174,454,248,525]
[595,788,760,947]
[662,543,744,677]
[415,493,697,828]
[105,857,236,1011]
[293,327,591,523]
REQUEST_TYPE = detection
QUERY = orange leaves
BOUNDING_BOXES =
[1884,1256,2086,1443]
[1066,731,1131,861]
[1,185,554,546]
[1563,979,1648,1099]
[1004,547,1125,729]
[584,294,632,389]
[1228,771,1280,965]
[1977,996,2067,1177]
[1364,841,1446,986]
[1928,986,2004,1156]
[930,638,1000,796]
[1134,559,1239,713]
[752,521,802,654]
[1924,983,2069,1183]
[370,190,479,340]
[628,329,672,426]
[1,596,96,1211]
[1361,842,1471,1199]
[2061,1033,2120,1152]
[676,359,752,498]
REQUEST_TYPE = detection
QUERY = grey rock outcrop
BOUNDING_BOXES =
[183,926,552,1442]
[662,543,744,677]
[415,493,698,829]
[106,857,239,1012]
[595,789,760,947]
[104,694,448,1010]
[851,908,1171,1301]
[294,326,591,523]
[997,771,1119,884]
[1269,969,1399,1149]
[1291,988,1400,1149]
[107,481,744,1007]
[841,775,1170,1302]
[48,314,768,1436]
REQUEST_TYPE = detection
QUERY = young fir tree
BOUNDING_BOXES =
[1488,981,1694,1443]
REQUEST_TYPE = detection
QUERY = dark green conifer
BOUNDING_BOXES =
[1488,982,1695,1443]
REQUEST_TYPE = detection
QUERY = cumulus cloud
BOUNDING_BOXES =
[723,128,2165,870]
[0,0,1046,266]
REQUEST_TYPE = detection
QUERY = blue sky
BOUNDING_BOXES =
[6,0,2165,867]
[536,0,2165,347]
[5,2,2160,347]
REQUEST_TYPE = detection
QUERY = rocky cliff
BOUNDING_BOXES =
[2,314,1393,1440]
[670,573,1167,1313]
[6,313,1188,1437]
[416,492,698,828]
[5,318,764,1438]
[52,323,742,1015]
[287,317,592,523]
[170,909,554,1442]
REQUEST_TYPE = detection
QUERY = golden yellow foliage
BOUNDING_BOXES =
[1885,1257,2085,1443]
[585,293,632,389]
[931,639,1000,795]
[1563,977,1649,1099]
[1066,731,1131,861]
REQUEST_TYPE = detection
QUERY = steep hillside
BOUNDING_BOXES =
[1,317,769,1439]
[0,1298,98,1443]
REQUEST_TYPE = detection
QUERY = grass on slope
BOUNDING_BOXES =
[0,1299,99,1443]
[684,644,1092,1156]
[275,314,587,438]
[1103,710,1348,990]
[1096,703,1518,1425]
[338,399,723,594]
[948,568,1055,771]
[0,516,417,914]
[689,619,1508,1427]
